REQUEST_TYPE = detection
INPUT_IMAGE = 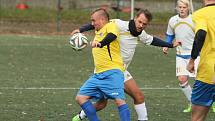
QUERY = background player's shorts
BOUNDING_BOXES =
[77,69,125,100]
[124,70,133,82]
[176,56,200,77]
[191,80,215,106]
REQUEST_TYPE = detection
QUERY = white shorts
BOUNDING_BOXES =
[124,70,133,82]
[176,56,200,77]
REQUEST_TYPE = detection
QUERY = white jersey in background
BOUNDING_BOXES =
[111,19,153,69]
[166,14,194,55]
[166,14,199,77]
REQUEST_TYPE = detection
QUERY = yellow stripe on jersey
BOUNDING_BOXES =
[120,31,131,36]
[173,22,195,32]
[192,5,215,84]
[92,22,124,73]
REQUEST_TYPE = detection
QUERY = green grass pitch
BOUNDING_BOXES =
[0,35,214,121]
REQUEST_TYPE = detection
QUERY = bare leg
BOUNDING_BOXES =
[192,104,210,121]
[124,78,144,104]
[125,79,148,120]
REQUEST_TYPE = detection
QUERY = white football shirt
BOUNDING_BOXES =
[111,19,153,68]
[166,14,195,55]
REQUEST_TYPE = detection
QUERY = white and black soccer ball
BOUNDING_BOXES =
[69,33,88,51]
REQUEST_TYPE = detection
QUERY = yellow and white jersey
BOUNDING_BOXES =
[166,14,195,55]
[93,22,124,73]
[111,19,153,68]
[192,5,215,84]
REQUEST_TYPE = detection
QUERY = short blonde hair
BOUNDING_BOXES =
[176,0,191,12]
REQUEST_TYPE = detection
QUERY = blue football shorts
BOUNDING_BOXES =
[191,80,215,106]
[77,69,125,100]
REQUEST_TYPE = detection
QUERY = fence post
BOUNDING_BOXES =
[56,0,61,32]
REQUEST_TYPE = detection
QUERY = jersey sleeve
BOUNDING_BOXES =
[166,18,174,36]
[138,30,153,45]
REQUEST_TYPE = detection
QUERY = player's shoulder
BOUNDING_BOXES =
[192,7,207,19]
[139,29,153,39]
[110,19,129,31]
[106,21,117,27]
[110,19,127,23]
[169,15,179,22]
[140,30,147,35]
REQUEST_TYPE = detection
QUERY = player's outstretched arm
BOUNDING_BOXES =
[163,47,169,55]
[70,23,95,35]
[70,29,80,35]
[162,34,175,54]
[173,40,182,47]
[150,37,174,48]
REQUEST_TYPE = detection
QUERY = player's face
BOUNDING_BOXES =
[91,12,103,31]
[177,2,189,18]
[134,13,149,32]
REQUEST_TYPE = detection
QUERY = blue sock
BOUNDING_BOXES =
[118,104,130,121]
[80,100,100,121]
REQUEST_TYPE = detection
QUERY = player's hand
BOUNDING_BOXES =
[163,47,169,55]
[173,40,182,47]
[70,29,80,35]
[91,40,101,48]
[187,59,195,73]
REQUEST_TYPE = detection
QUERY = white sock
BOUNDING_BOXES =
[134,102,148,120]
[79,110,86,119]
[180,83,192,102]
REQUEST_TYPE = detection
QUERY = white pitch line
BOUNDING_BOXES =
[0,87,180,90]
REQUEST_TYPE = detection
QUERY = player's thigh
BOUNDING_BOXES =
[124,78,143,99]
[192,104,210,121]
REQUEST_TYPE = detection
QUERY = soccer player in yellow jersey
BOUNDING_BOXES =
[74,8,130,121]
[187,0,215,120]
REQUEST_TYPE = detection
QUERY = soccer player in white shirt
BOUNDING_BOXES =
[163,0,200,113]
[71,9,180,121]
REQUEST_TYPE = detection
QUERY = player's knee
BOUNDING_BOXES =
[178,80,189,88]
[114,99,126,106]
[95,101,107,111]
[75,95,88,105]
[75,96,81,103]
[178,76,188,84]
[132,91,144,103]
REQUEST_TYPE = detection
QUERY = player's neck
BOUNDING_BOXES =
[179,14,189,19]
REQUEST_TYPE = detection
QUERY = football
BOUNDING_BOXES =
[69,33,88,51]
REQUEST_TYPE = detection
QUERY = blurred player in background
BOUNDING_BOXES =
[74,8,130,121]
[72,9,181,121]
[163,0,200,113]
[187,0,215,120]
